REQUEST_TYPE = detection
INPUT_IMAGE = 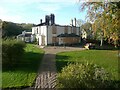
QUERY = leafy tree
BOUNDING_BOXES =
[0,19,2,37]
[76,19,85,27]
[81,22,92,39]
[79,0,120,47]
[18,23,33,32]
[2,21,34,38]
[2,21,23,38]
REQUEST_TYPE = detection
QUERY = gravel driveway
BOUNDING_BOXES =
[34,46,85,88]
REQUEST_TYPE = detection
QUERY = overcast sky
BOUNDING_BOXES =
[0,0,87,25]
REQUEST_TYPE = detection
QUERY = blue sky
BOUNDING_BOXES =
[0,0,87,25]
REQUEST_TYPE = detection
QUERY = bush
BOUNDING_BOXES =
[57,62,115,88]
[2,39,26,69]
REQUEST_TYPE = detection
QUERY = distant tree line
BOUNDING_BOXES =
[0,20,34,38]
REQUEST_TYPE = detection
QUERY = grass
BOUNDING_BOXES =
[56,50,119,80]
[2,44,44,88]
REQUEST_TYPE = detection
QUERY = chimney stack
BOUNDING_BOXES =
[74,18,76,27]
[50,14,55,25]
[40,19,42,24]
[45,15,49,25]
[71,19,73,26]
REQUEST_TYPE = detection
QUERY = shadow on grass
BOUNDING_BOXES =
[92,44,120,50]
[2,52,44,73]
[56,54,73,73]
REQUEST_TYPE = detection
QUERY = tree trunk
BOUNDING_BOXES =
[100,38,103,46]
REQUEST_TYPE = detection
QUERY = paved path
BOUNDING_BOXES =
[34,46,85,89]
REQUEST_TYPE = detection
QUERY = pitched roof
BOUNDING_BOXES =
[57,33,80,37]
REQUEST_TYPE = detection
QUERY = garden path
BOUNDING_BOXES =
[34,46,85,88]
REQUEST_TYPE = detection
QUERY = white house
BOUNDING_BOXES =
[17,31,35,42]
[32,14,81,46]
[32,25,80,46]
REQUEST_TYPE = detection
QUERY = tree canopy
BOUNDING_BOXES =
[1,21,33,38]
[79,0,120,47]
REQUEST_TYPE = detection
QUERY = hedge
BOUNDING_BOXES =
[2,39,26,69]
[57,62,117,88]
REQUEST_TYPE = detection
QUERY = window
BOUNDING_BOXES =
[37,28,38,34]
[73,27,76,34]
[52,36,57,43]
[52,26,57,34]
[64,26,68,34]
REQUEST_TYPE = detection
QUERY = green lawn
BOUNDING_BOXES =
[2,44,44,88]
[56,50,119,80]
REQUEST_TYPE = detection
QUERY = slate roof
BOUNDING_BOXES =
[57,33,80,37]
[25,33,32,37]
[17,32,32,37]
[35,23,46,26]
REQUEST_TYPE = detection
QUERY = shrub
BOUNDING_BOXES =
[2,38,26,69]
[57,62,115,88]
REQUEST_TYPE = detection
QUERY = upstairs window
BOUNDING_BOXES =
[52,26,57,34]
[37,28,38,34]
[52,36,57,43]
[73,27,76,34]
[64,26,68,34]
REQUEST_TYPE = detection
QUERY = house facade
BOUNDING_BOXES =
[17,31,35,42]
[32,14,81,46]
[32,25,80,46]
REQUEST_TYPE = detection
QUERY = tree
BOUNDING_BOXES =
[76,19,84,27]
[18,23,33,32]
[79,0,120,47]
[2,21,34,38]
[81,22,92,39]
[2,21,23,38]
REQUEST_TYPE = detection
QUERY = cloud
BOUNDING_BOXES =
[0,14,22,23]
[37,1,77,13]
[0,0,79,4]
[0,7,7,15]
[0,0,79,23]
[0,7,23,23]
[38,4,60,13]
[0,0,78,13]
[1,15,22,23]
[0,0,79,13]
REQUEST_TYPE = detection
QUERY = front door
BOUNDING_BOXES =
[41,35,45,46]
[59,38,63,45]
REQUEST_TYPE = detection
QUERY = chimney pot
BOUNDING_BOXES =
[71,19,73,26]
[74,18,76,27]
[40,19,42,24]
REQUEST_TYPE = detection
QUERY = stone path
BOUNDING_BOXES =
[34,46,85,89]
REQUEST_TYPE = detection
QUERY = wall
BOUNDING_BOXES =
[32,26,47,45]
[39,26,47,46]
[32,25,81,46]
[47,26,52,44]
[58,37,80,45]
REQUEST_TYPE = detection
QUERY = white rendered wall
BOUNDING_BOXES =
[32,25,81,46]
[32,27,35,34]
[76,27,80,35]
[68,26,72,34]
[32,27,38,43]
[39,26,47,46]
[47,26,52,44]
[56,26,64,35]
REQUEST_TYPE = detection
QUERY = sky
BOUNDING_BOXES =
[0,0,87,25]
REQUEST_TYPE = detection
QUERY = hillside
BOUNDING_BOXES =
[0,19,34,38]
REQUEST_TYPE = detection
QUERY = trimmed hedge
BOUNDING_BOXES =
[2,39,26,69]
[57,62,116,88]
